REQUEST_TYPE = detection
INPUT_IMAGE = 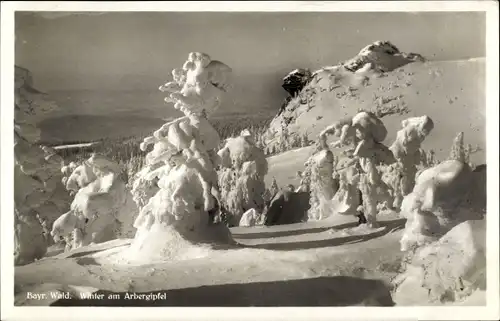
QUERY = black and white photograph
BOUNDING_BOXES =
[1,1,499,320]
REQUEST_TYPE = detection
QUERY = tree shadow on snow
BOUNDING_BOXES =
[51,276,394,307]
[238,218,406,251]
[62,241,132,259]
[232,221,360,240]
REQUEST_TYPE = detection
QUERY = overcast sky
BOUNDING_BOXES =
[14,11,486,115]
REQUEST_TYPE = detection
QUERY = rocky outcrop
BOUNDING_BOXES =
[14,66,71,265]
[264,188,310,226]
[282,68,313,97]
[343,41,426,73]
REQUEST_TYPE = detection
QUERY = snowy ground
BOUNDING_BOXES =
[14,209,485,307]
[16,211,407,307]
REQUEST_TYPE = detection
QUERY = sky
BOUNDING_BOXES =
[15,11,486,117]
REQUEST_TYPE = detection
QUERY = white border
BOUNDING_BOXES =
[1,1,499,321]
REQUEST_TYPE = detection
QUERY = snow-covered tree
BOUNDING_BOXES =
[389,115,435,208]
[14,66,72,265]
[426,149,437,167]
[270,177,280,198]
[464,143,472,166]
[448,132,466,163]
[217,134,268,226]
[307,149,337,220]
[51,154,139,250]
[125,52,235,262]
[262,187,273,204]
[301,132,310,147]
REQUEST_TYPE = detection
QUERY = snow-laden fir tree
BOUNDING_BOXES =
[448,132,466,163]
[217,131,268,226]
[14,66,72,265]
[269,177,280,199]
[123,52,236,262]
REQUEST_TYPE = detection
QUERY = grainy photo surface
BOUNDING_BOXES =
[2,2,499,321]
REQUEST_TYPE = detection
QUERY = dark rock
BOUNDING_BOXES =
[282,68,312,97]
[405,52,426,62]
[264,189,310,226]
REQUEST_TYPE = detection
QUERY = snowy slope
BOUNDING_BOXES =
[265,57,486,166]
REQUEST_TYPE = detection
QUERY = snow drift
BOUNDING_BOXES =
[394,157,486,304]
[394,219,486,305]
[399,159,485,252]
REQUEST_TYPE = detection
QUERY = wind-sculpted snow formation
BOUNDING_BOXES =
[159,51,232,115]
[217,130,268,226]
[398,159,483,252]
[395,159,486,304]
[14,66,73,265]
[307,111,436,227]
[51,154,138,251]
[307,149,338,221]
[395,220,486,304]
[308,111,396,226]
[130,162,165,211]
[385,116,435,208]
[124,52,234,262]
